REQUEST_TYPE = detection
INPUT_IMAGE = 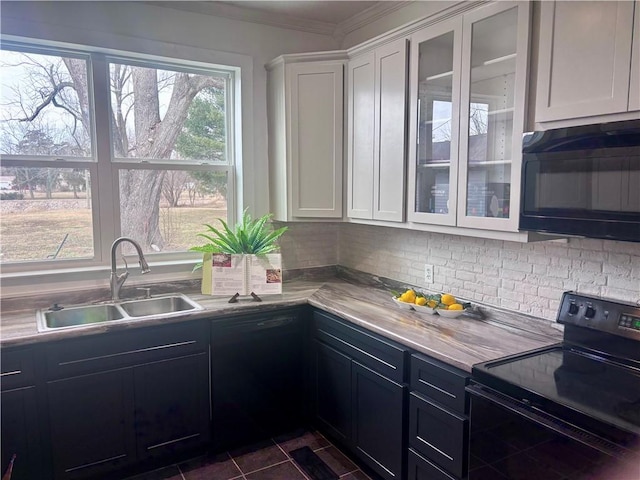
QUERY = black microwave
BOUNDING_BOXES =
[520,120,640,242]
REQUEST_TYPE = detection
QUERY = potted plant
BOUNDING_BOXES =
[190,210,288,297]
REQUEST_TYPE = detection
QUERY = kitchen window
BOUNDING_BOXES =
[0,41,238,272]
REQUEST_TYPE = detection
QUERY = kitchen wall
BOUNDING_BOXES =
[277,221,639,322]
[338,224,640,322]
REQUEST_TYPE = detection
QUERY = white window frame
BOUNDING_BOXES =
[0,36,247,294]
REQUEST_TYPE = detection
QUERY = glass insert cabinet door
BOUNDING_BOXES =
[457,2,530,231]
[407,1,530,232]
[407,18,463,226]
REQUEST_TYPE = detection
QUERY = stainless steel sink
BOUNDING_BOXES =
[37,294,203,331]
[39,304,125,330]
[119,295,202,317]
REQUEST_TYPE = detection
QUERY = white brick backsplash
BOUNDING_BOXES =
[337,224,640,322]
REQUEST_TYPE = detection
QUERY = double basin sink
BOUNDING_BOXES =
[37,294,203,331]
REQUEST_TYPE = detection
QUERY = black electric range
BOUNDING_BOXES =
[467,292,640,480]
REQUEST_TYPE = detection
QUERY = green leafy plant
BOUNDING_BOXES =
[190,209,287,269]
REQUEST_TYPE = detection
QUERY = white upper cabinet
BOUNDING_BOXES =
[536,1,638,123]
[408,1,530,233]
[347,38,408,222]
[267,54,347,221]
[407,17,462,226]
[629,1,640,111]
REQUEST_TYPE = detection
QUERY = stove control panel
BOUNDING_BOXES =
[558,291,640,340]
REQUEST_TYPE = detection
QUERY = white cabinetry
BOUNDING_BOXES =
[536,1,639,123]
[347,39,408,222]
[408,1,531,233]
[629,1,640,111]
[267,53,347,221]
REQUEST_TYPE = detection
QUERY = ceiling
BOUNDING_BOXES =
[220,1,382,25]
[151,1,411,37]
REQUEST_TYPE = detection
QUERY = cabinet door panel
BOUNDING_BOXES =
[536,1,635,121]
[134,353,210,459]
[458,1,530,231]
[352,361,406,480]
[411,353,469,415]
[289,62,343,218]
[408,448,457,480]
[374,39,408,222]
[629,1,640,111]
[1,387,44,480]
[313,341,352,442]
[407,17,463,226]
[409,392,468,479]
[47,369,135,479]
[347,52,376,219]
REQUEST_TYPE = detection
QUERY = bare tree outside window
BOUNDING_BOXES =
[1,45,233,263]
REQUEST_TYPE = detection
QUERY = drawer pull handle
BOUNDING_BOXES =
[147,433,201,450]
[1,370,22,377]
[59,341,197,366]
[321,331,397,371]
[417,436,454,462]
[418,378,456,399]
[65,453,127,473]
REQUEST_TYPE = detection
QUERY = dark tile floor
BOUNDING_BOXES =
[127,429,373,480]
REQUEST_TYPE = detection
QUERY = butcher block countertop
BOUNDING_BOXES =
[0,271,562,372]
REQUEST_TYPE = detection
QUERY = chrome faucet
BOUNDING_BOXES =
[110,237,151,301]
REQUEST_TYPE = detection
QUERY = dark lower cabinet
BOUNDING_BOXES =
[1,347,45,480]
[407,448,457,480]
[311,310,409,480]
[408,353,470,480]
[43,321,210,480]
[314,341,352,443]
[1,386,44,480]
[134,353,210,459]
[352,361,405,480]
[47,369,136,479]
[409,392,468,479]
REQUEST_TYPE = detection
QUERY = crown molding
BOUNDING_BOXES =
[149,1,338,36]
[336,1,413,36]
[147,1,419,41]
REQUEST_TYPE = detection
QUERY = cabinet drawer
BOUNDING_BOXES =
[44,321,209,379]
[409,391,468,479]
[408,448,457,480]
[411,353,469,414]
[312,310,407,382]
[1,348,36,390]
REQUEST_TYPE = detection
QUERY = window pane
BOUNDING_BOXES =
[0,49,92,158]
[0,167,93,262]
[109,62,229,163]
[118,169,228,254]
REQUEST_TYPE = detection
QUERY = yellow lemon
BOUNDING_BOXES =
[448,303,464,310]
[441,293,456,306]
[427,300,437,308]
[415,297,427,306]
[402,289,416,303]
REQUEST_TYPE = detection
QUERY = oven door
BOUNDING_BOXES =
[466,383,640,480]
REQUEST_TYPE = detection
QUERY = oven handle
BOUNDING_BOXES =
[466,383,632,460]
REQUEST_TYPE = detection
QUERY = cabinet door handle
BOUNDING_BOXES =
[58,341,197,366]
[147,433,201,451]
[256,317,295,328]
[65,454,128,473]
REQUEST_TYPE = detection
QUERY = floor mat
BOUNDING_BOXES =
[289,446,339,480]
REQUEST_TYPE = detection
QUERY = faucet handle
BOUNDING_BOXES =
[137,287,152,299]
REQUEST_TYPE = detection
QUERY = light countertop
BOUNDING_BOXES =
[0,276,562,372]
